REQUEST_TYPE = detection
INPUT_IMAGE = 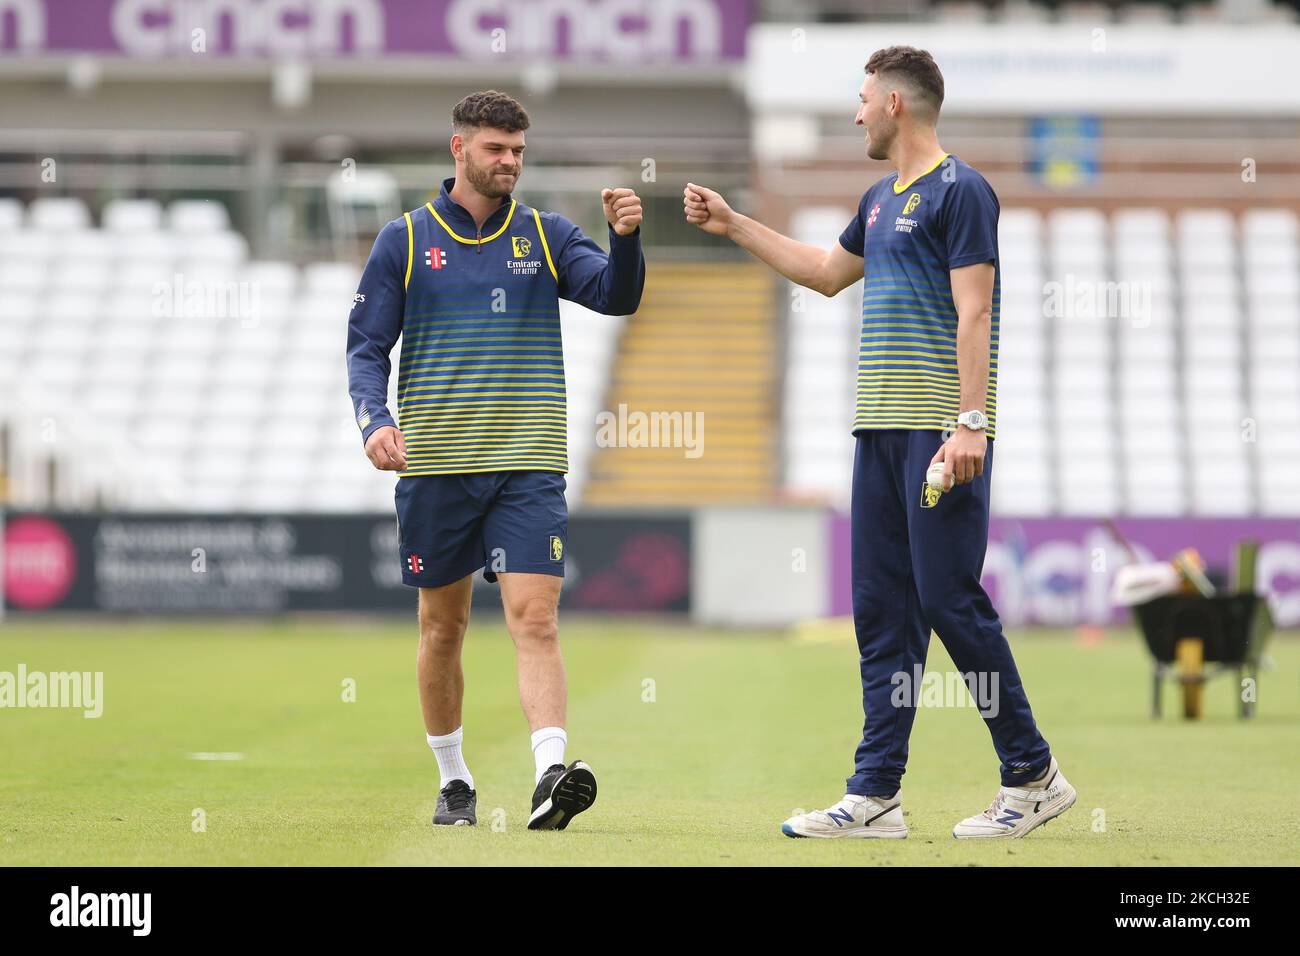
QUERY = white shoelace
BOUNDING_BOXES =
[981,792,1008,821]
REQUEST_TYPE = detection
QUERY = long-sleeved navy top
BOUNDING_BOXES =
[346,177,645,475]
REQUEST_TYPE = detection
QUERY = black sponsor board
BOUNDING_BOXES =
[1,512,691,614]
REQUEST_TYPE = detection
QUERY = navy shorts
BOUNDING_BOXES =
[395,471,568,588]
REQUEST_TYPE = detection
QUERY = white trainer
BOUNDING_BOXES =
[781,792,908,839]
[952,758,1076,839]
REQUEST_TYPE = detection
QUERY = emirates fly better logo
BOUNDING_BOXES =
[425,247,447,270]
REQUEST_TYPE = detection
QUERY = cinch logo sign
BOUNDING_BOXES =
[0,1,746,62]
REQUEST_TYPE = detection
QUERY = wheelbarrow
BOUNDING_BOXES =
[1132,593,1272,719]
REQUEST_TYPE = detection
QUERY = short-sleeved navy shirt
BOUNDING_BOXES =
[838,154,1001,437]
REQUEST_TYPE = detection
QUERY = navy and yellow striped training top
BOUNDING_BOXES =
[347,177,644,475]
[838,154,1000,438]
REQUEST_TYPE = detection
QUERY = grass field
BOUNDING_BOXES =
[1,616,1297,867]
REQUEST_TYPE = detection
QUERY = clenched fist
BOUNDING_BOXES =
[602,187,643,236]
[683,182,734,237]
[364,425,407,472]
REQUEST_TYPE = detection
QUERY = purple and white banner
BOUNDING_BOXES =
[830,516,1300,628]
[0,0,748,62]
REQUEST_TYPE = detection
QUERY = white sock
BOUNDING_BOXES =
[530,726,567,783]
[427,727,474,791]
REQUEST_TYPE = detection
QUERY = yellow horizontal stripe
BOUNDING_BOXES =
[406,451,567,463]
[860,326,966,342]
[400,362,566,374]
[401,464,568,477]
[864,280,999,298]
[855,395,966,407]
[401,421,567,432]
[400,389,567,399]
[402,344,562,360]
[857,374,961,384]
[852,425,999,440]
[400,405,564,416]
[404,433,567,444]
[855,376,997,386]
[857,357,958,372]
[403,334,561,346]
[860,313,958,324]
[400,417,564,429]
[401,373,564,389]
[855,395,997,406]
[853,414,999,426]
[401,412,567,424]
[404,426,568,439]
[404,419,569,431]
[859,355,999,368]
[405,437,567,449]
[403,308,560,319]
[861,294,1000,310]
[858,394,964,404]
[855,403,981,416]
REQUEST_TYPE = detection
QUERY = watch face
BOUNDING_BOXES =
[962,411,986,428]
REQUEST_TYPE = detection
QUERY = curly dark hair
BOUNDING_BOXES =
[452,90,531,135]
[865,46,944,120]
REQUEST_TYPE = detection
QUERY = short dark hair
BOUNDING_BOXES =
[452,90,530,135]
[865,46,944,120]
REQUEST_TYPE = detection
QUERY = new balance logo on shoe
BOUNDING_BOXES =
[781,796,909,839]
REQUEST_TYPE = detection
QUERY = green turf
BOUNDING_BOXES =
[0,616,1296,866]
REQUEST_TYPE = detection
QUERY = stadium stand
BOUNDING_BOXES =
[4,192,1298,516]
[781,204,1300,516]
[0,197,621,511]
[583,263,776,507]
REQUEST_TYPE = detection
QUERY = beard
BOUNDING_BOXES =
[865,119,896,161]
[464,150,519,199]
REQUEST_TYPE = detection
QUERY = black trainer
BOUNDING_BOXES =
[433,779,477,827]
[527,760,597,831]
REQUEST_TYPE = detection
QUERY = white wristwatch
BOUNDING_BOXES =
[956,410,988,431]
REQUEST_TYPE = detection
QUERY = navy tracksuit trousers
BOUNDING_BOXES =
[846,429,1052,797]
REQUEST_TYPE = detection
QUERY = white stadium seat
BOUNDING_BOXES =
[167,199,231,234]
[0,197,24,231]
[30,197,92,232]
[103,198,164,234]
